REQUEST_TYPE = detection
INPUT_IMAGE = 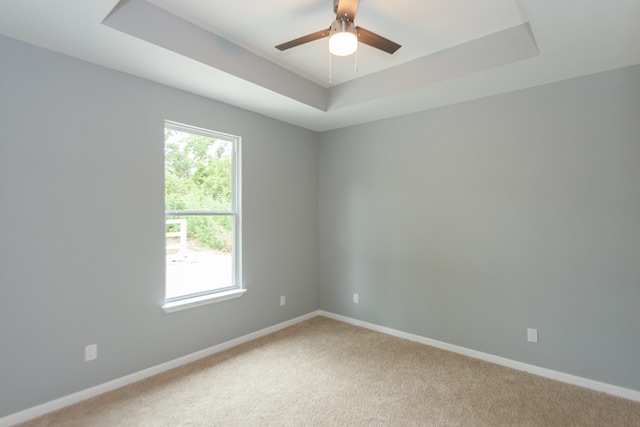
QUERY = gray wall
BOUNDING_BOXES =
[319,64,640,391]
[0,36,318,417]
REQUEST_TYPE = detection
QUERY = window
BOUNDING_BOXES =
[162,121,243,312]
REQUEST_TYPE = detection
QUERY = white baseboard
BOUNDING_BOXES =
[0,311,321,427]
[318,310,640,403]
[4,309,638,426]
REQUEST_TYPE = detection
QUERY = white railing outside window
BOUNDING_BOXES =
[166,219,187,253]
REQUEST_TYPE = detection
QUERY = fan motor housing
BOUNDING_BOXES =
[330,19,356,36]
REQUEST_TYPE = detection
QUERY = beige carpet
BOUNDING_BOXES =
[18,316,640,426]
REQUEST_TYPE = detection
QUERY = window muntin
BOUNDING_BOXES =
[164,121,241,304]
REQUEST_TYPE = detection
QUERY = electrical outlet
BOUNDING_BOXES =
[527,328,538,343]
[353,293,359,304]
[85,344,97,362]
[280,295,286,306]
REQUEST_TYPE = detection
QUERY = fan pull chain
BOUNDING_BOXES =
[329,50,332,84]
[355,48,358,72]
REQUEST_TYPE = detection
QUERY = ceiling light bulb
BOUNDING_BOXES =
[330,32,357,56]
[329,20,357,56]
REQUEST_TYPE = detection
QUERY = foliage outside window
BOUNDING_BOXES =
[164,121,241,304]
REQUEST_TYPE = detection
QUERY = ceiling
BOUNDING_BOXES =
[143,0,529,87]
[1,0,639,132]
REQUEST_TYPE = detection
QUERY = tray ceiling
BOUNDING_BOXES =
[1,0,639,131]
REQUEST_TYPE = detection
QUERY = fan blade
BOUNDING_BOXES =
[356,27,401,54]
[335,0,359,22]
[275,29,330,51]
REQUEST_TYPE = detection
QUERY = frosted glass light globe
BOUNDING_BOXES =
[329,31,357,56]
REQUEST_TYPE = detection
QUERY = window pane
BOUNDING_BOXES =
[165,215,234,299]
[164,129,233,212]
[164,121,240,304]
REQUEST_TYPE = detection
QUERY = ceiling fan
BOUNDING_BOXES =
[275,0,401,57]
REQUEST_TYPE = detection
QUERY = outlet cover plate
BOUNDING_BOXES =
[85,344,97,361]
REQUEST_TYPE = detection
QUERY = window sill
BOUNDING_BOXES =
[162,288,247,313]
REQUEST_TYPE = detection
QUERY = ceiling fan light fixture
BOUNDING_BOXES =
[329,19,357,56]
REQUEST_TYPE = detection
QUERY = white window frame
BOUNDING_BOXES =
[162,120,244,313]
